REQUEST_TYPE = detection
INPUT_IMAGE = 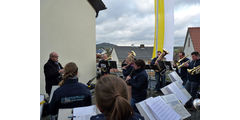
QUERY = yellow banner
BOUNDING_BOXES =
[152,0,165,58]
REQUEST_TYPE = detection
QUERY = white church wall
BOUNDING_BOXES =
[40,0,96,95]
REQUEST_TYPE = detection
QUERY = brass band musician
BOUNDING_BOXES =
[184,51,200,108]
[176,52,190,86]
[98,54,110,76]
[150,51,166,92]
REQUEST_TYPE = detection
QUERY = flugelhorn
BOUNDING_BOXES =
[176,55,189,66]
[187,65,200,75]
[128,50,136,58]
[177,60,190,69]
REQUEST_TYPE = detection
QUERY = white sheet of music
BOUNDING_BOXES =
[73,105,100,120]
[161,82,191,105]
[40,95,44,118]
[168,71,183,85]
[49,85,59,102]
[136,97,157,120]
[162,94,191,119]
[145,96,181,120]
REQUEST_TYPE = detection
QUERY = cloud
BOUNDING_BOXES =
[97,0,200,46]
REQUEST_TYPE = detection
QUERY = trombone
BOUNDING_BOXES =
[187,65,200,75]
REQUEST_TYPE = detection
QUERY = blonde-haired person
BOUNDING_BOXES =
[47,62,92,115]
[90,75,144,120]
[122,56,134,78]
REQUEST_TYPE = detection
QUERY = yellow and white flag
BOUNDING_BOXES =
[152,0,174,61]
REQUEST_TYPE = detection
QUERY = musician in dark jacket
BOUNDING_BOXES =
[185,51,200,102]
[150,51,166,92]
[44,52,64,96]
[47,62,92,115]
[176,52,190,86]
[126,59,148,112]
[122,56,134,78]
[98,54,110,75]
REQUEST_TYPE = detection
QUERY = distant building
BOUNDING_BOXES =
[111,44,153,67]
[183,27,200,59]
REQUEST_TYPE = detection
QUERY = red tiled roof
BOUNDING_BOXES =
[189,27,200,53]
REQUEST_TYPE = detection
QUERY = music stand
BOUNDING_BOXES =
[109,61,117,69]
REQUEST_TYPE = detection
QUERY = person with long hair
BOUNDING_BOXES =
[47,62,92,115]
[122,56,134,79]
[91,75,144,120]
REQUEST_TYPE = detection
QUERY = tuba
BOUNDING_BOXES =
[155,49,169,73]
[187,65,200,75]
[193,98,200,110]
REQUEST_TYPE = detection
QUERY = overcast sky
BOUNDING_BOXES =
[96,0,200,47]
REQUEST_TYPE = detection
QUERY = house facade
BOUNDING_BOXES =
[183,27,200,60]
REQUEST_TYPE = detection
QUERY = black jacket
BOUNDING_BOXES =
[188,59,200,83]
[177,57,190,79]
[127,68,148,102]
[122,64,134,77]
[90,112,145,120]
[44,59,63,95]
[47,77,92,115]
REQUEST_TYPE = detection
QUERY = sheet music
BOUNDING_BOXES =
[40,94,44,102]
[145,96,181,120]
[161,86,173,95]
[162,94,191,119]
[73,105,100,120]
[168,71,183,85]
[49,85,59,102]
[40,95,44,118]
[175,82,192,101]
[161,82,191,105]
[136,97,156,120]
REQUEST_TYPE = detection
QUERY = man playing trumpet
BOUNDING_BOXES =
[176,52,190,86]
[184,51,200,108]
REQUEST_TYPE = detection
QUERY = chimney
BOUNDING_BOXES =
[140,44,145,49]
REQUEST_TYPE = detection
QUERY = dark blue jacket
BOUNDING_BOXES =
[127,68,148,102]
[177,57,190,79]
[188,59,200,83]
[122,64,134,77]
[150,57,158,66]
[47,77,92,115]
[90,112,145,120]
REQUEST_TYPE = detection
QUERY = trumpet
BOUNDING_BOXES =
[187,65,200,75]
[177,60,190,69]
[176,55,189,66]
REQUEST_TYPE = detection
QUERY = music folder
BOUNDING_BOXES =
[136,94,191,120]
[161,81,192,105]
